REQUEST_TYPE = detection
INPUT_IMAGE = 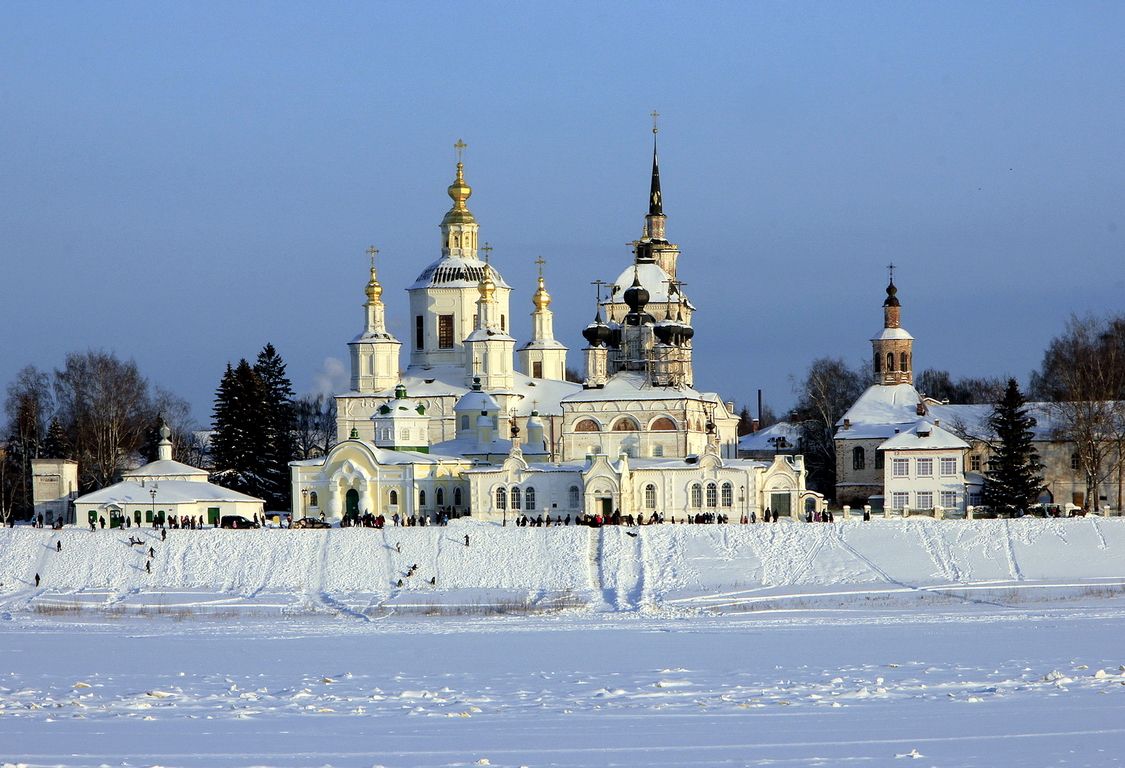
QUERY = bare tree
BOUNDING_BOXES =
[54,351,152,489]
[151,387,202,463]
[791,357,866,496]
[1032,315,1125,511]
[3,366,53,520]
[294,393,338,459]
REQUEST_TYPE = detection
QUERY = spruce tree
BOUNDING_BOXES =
[210,361,269,498]
[41,418,69,459]
[982,378,1045,517]
[253,344,296,511]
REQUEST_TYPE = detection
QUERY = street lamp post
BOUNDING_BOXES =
[149,488,156,528]
[301,488,308,522]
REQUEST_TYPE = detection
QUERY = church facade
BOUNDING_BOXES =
[291,131,812,524]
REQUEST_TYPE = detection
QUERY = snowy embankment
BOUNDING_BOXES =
[2,518,1124,615]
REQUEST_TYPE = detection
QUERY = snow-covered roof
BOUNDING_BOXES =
[454,388,500,413]
[871,327,914,341]
[76,479,263,506]
[878,421,969,451]
[338,365,581,417]
[409,255,512,291]
[122,458,209,481]
[562,371,715,404]
[738,422,800,452]
[837,384,923,431]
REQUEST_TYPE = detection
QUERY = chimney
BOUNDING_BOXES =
[843,418,851,430]
[751,418,760,433]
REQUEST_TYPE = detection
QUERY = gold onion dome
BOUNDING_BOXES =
[365,266,383,302]
[443,162,475,224]
[478,264,497,300]
[532,275,551,310]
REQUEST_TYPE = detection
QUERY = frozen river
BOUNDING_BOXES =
[3,600,1125,767]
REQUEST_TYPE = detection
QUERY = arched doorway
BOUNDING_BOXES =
[345,488,360,521]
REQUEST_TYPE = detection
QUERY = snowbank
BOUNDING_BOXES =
[2,518,1124,613]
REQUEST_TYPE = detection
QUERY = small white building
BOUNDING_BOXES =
[31,458,78,525]
[72,422,264,527]
[880,421,969,516]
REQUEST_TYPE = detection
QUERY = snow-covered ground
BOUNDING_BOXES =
[2,519,1124,767]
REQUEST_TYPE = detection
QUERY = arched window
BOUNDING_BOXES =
[612,418,639,432]
[874,351,882,372]
[568,485,581,508]
[389,489,399,506]
[721,482,733,507]
[690,483,702,508]
[501,315,506,332]
[706,482,717,508]
[511,487,522,510]
[887,352,895,371]
[525,486,536,511]
[644,484,657,509]
[650,417,676,431]
[436,488,445,506]
[900,352,909,371]
[853,446,866,471]
[496,487,507,510]
[419,490,426,507]
[575,419,600,432]
[309,491,318,507]
[454,487,463,507]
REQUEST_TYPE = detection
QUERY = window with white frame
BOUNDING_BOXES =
[690,484,702,508]
[940,490,957,508]
[916,491,933,509]
[892,458,909,477]
[970,454,981,471]
[721,482,733,507]
[644,484,657,509]
[706,483,717,508]
[916,458,933,477]
[940,457,957,476]
[891,491,909,510]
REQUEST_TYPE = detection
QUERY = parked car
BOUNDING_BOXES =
[293,517,331,529]
[219,515,260,529]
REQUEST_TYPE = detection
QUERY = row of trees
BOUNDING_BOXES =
[1,352,199,523]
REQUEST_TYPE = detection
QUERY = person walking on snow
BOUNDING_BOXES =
[56,541,61,553]
[145,560,151,574]
[149,546,155,559]
[464,534,470,547]
[161,527,167,541]
[34,573,40,587]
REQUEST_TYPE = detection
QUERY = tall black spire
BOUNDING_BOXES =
[648,120,663,217]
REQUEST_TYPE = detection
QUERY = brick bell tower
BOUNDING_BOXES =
[871,265,914,385]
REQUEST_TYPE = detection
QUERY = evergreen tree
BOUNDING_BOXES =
[737,406,754,437]
[210,361,269,498]
[41,418,69,459]
[983,378,1045,516]
[253,344,296,511]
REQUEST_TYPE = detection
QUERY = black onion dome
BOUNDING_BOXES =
[623,270,650,313]
[582,314,612,346]
[884,280,900,307]
[653,319,676,345]
[680,323,695,342]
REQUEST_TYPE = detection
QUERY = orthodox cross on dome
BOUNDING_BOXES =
[887,262,896,284]
[366,245,379,269]
[650,109,660,134]
[454,138,468,163]
[535,255,546,277]
[591,279,607,303]
[481,241,493,265]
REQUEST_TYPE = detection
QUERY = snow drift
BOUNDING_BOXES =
[2,518,1124,614]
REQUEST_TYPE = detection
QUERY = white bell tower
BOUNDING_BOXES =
[348,246,402,393]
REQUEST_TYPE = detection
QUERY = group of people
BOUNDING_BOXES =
[29,514,64,530]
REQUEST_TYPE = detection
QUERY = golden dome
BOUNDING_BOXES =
[443,161,475,225]
[532,275,551,310]
[478,263,497,300]
[365,266,382,302]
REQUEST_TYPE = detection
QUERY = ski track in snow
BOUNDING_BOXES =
[1002,519,1025,581]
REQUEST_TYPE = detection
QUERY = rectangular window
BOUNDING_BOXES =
[917,491,933,509]
[970,454,981,471]
[533,361,543,378]
[969,492,983,506]
[892,492,909,510]
[415,316,425,350]
[438,314,455,349]
[875,451,884,470]
[892,458,909,477]
[916,458,933,477]
[940,457,957,476]
[940,491,957,508]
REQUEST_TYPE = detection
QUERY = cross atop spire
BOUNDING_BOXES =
[535,255,546,277]
[454,138,467,163]
[481,241,493,264]
[367,245,379,269]
[887,262,896,284]
[650,109,660,134]
[648,113,663,217]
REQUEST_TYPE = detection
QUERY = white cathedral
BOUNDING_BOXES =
[290,132,816,523]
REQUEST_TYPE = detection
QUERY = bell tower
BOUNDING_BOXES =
[871,265,914,385]
[517,257,568,381]
[349,246,401,393]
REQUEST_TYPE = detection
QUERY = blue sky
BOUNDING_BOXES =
[2,1,1123,422]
